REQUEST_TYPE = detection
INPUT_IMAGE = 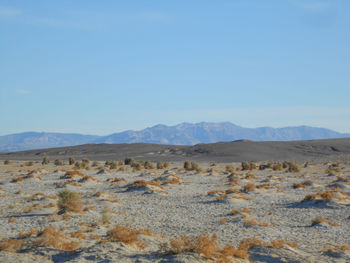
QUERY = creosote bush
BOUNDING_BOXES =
[57,189,83,213]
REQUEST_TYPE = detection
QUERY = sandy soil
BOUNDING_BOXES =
[0,159,349,262]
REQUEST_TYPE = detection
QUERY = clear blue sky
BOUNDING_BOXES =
[1,0,349,135]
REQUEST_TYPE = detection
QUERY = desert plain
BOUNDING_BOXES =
[0,140,350,262]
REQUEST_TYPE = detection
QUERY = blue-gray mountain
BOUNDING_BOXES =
[1,122,349,152]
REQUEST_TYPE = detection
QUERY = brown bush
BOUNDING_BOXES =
[57,189,83,213]
[42,157,50,165]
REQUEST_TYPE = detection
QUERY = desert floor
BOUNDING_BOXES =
[0,159,349,262]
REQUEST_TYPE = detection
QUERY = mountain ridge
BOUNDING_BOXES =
[1,122,349,152]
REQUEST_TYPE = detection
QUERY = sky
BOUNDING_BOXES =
[0,0,349,136]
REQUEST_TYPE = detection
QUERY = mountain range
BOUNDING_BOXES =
[1,122,349,152]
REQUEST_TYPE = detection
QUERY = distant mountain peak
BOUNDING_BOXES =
[0,122,349,152]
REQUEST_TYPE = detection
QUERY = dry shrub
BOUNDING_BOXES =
[241,162,257,171]
[11,176,23,183]
[79,176,101,183]
[229,208,251,216]
[33,226,79,251]
[225,165,235,173]
[243,219,269,227]
[270,240,298,249]
[271,163,283,171]
[54,159,63,166]
[311,217,338,227]
[106,224,152,248]
[8,217,16,223]
[144,161,154,169]
[242,183,256,193]
[323,244,350,253]
[19,228,39,238]
[244,173,258,180]
[167,234,250,261]
[0,238,24,252]
[284,162,300,172]
[70,230,87,239]
[57,189,83,213]
[42,157,50,165]
[4,160,12,165]
[157,162,170,169]
[302,190,347,203]
[220,218,227,224]
[64,170,84,178]
[184,161,201,172]
[293,180,313,189]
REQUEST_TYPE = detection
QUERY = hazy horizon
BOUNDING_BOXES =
[1,1,349,135]
[1,121,350,137]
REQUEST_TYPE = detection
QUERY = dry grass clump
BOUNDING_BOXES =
[63,170,84,179]
[10,176,24,183]
[106,224,152,248]
[107,177,127,183]
[241,162,257,171]
[311,217,338,227]
[57,189,83,213]
[0,238,24,252]
[243,173,258,180]
[184,161,201,172]
[220,218,228,224]
[225,165,235,173]
[33,226,79,251]
[302,189,349,203]
[157,161,170,169]
[323,244,350,253]
[74,161,88,169]
[22,161,34,167]
[79,175,101,183]
[8,217,16,223]
[105,160,118,169]
[243,219,269,227]
[166,234,251,261]
[293,180,313,189]
[127,180,166,192]
[229,208,251,216]
[283,161,300,172]
[42,157,50,165]
[325,163,341,174]
[19,228,40,238]
[242,183,256,193]
[54,159,63,166]
[3,160,12,165]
